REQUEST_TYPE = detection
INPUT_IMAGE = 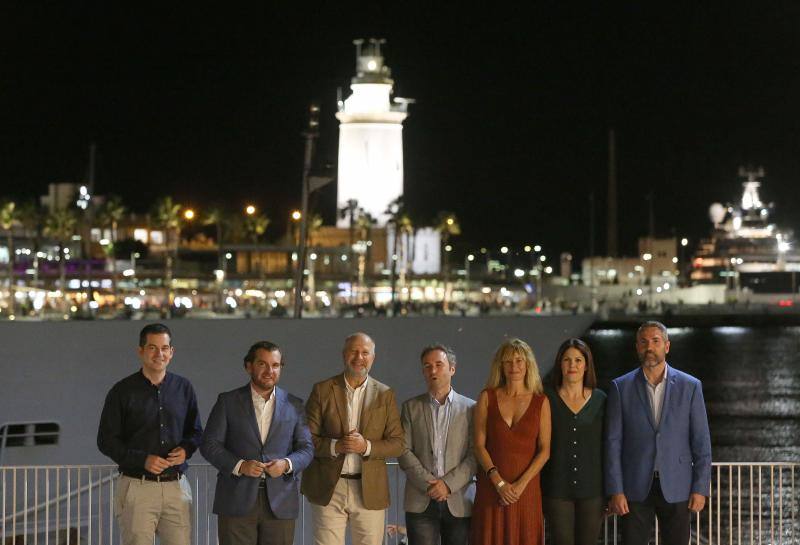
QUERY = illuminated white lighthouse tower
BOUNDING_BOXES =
[336,38,411,227]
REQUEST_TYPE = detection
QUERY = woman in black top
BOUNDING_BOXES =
[541,338,606,545]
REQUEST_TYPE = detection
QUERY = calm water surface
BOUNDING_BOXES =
[584,326,800,463]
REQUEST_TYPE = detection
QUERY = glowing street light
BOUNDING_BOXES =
[245,205,256,216]
[467,254,475,262]
[681,238,689,247]
[183,209,196,221]
[534,245,542,252]
[445,244,452,252]
[500,246,509,254]
[642,253,653,261]
[524,245,532,253]
[291,210,302,221]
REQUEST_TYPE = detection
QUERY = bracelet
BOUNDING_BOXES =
[495,479,506,489]
[486,466,497,477]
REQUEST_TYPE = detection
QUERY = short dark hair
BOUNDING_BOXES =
[243,341,282,367]
[552,338,597,390]
[637,320,669,341]
[139,323,172,347]
[420,344,457,366]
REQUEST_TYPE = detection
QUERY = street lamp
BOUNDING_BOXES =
[290,210,302,245]
[183,209,195,221]
[245,205,256,216]
[642,253,654,308]
[464,253,475,306]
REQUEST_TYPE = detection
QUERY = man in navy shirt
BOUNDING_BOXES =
[98,323,203,545]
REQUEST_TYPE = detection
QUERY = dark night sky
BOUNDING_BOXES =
[2,3,800,261]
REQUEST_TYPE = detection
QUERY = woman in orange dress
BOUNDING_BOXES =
[471,338,551,545]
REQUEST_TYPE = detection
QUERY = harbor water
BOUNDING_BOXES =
[584,326,800,463]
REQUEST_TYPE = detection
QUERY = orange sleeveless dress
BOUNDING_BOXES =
[471,388,545,545]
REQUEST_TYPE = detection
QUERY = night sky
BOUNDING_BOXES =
[3,4,800,261]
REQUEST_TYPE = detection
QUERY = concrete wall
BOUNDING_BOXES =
[0,314,595,465]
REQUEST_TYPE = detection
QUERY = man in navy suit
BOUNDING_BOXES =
[201,341,314,545]
[605,321,712,545]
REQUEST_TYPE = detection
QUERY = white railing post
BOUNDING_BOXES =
[0,462,798,545]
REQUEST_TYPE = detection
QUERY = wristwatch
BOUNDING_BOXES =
[495,480,506,489]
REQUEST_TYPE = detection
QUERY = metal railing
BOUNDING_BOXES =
[1,462,797,545]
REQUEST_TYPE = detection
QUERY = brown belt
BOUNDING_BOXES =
[340,473,362,480]
[122,471,181,482]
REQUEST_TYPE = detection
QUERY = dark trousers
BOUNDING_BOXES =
[543,496,605,545]
[621,478,690,545]
[218,485,295,545]
[405,500,470,545]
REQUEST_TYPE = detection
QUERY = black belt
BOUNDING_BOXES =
[340,473,362,480]
[122,471,181,482]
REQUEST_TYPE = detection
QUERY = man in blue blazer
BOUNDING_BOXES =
[201,341,314,545]
[605,321,712,545]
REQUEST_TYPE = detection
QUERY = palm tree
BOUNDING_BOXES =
[355,210,376,304]
[44,208,78,314]
[203,207,231,310]
[244,212,269,275]
[385,197,413,310]
[151,196,183,315]
[0,201,21,316]
[18,202,44,293]
[203,207,229,269]
[303,213,324,312]
[435,211,461,309]
[244,212,270,244]
[96,196,127,301]
[306,213,323,245]
[339,199,359,299]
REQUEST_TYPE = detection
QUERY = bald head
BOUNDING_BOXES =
[342,332,375,384]
[343,332,375,353]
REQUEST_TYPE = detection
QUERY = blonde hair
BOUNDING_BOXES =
[485,338,543,394]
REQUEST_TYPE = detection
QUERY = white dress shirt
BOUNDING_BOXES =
[645,365,668,428]
[233,386,292,476]
[330,374,372,474]
[429,388,454,478]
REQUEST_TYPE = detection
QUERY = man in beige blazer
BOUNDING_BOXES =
[301,332,405,545]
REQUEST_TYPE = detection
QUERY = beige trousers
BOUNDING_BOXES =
[311,478,386,545]
[114,475,192,545]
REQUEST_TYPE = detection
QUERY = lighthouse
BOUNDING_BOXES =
[336,38,411,227]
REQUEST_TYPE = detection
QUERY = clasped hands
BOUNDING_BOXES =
[491,473,525,506]
[144,447,186,475]
[426,479,451,502]
[335,429,368,455]
[240,459,289,478]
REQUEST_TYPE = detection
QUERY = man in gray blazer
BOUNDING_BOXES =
[399,344,477,545]
[201,341,314,545]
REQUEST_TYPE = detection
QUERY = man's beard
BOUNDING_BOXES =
[346,366,368,378]
[639,352,661,367]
